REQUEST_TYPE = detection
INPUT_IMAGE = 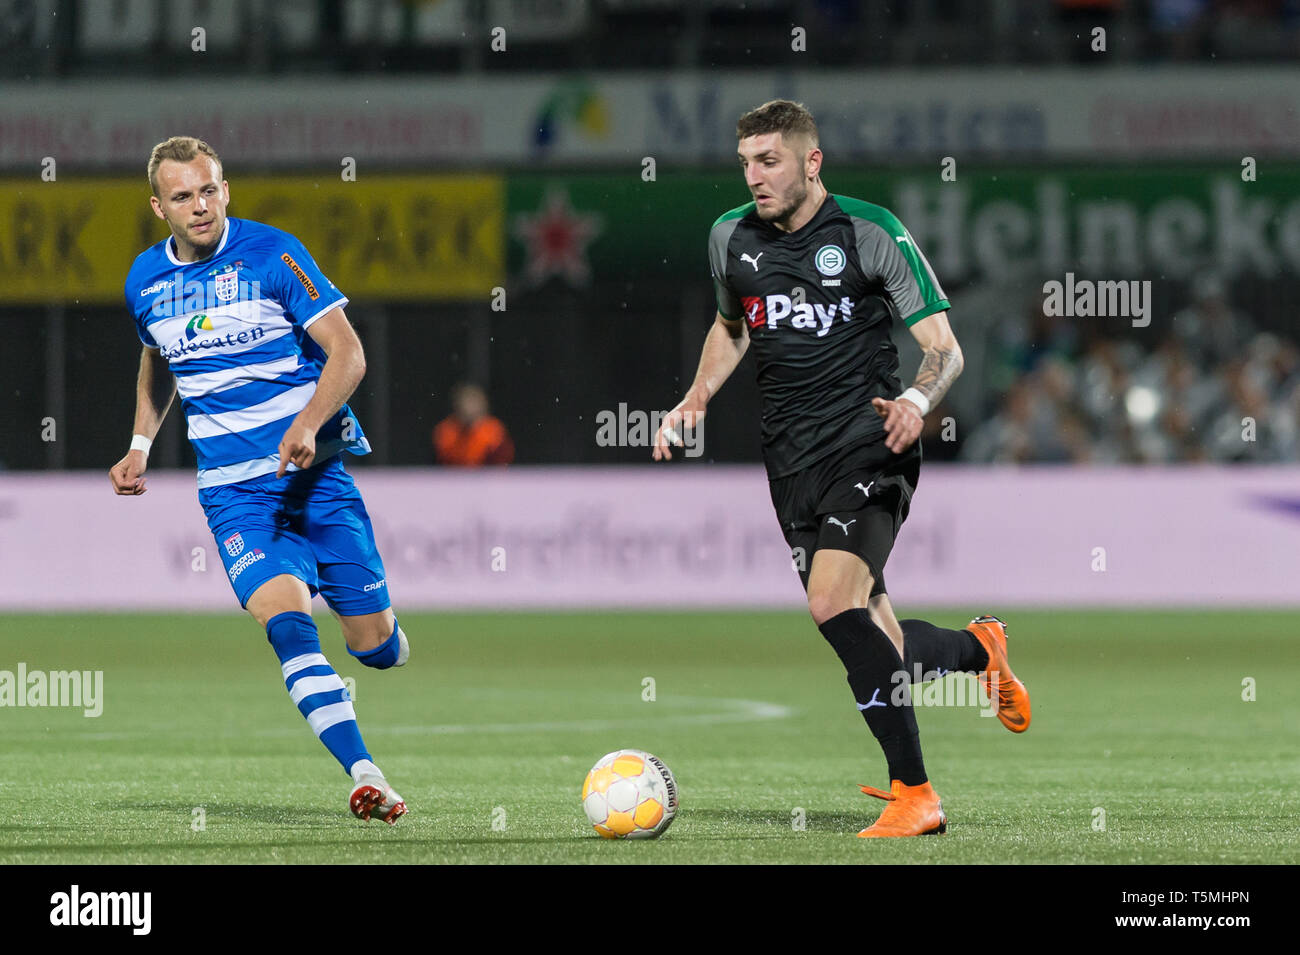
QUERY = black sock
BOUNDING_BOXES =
[900,619,988,680]
[818,608,927,786]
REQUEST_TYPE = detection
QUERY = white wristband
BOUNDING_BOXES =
[898,388,931,417]
[130,434,153,455]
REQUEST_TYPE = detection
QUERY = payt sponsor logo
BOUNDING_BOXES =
[741,294,856,337]
[741,296,766,329]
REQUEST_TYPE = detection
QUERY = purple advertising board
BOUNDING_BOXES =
[0,466,1296,611]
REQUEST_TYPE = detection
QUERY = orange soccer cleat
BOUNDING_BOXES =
[966,614,1031,733]
[857,780,948,837]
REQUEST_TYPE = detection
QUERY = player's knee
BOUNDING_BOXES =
[807,575,875,626]
[347,616,405,669]
[807,589,855,627]
[341,609,396,652]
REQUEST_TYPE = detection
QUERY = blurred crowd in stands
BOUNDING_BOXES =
[960,275,1299,463]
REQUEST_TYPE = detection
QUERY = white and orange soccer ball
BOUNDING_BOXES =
[581,749,678,839]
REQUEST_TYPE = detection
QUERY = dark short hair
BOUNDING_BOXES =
[736,100,819,149]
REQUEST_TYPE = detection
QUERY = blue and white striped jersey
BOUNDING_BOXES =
[124,217,371,489]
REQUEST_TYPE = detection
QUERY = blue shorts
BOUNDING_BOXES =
[199,455,391,615]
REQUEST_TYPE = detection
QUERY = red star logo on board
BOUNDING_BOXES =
[511,188,603,286]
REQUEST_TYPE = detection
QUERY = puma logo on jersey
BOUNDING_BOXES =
[854,481,874,497]
[740,252,764,271]
[826,516,856,535]
[739,293,856,337]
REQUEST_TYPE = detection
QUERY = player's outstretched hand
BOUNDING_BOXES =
[109,449,149,496]
[652,401,706,462]
[277,422,317,478]
[872,396,924,454]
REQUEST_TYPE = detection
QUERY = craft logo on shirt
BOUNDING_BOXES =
[140,278,175,297]
[280,253,319,301]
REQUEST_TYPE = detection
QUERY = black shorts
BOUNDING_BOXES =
[768,438,921,597]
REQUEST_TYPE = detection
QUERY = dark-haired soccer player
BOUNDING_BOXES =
[111,136,408,824]
[653,100,1030,837]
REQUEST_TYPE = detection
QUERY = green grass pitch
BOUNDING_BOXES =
[2,609,1297,864]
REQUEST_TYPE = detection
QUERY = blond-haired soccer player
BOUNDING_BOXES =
[111,137,408,824]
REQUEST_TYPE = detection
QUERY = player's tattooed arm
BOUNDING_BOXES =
[872,310,962,453]
[906,310,963,410]
[912,340,964,408]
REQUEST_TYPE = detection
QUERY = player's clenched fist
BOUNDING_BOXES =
[277,422,317,478]
[872,396,924,454]
[652,402,706,461]
[109,450,149,495]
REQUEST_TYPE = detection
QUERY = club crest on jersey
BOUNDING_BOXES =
[223,533,245,557]
[214,271,238,302]
[815,245,846,276]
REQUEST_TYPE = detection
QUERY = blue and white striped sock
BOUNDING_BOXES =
[266,611,371,776]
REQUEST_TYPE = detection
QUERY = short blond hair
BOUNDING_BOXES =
[147,136,222,197]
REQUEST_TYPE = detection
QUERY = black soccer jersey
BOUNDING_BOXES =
[708,193,949,478]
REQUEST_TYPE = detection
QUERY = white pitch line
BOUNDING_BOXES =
[372,697,794,737]
[35,696,795,741]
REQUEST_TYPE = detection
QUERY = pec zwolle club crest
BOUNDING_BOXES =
[214,271,239,302]
[224,533,245,557]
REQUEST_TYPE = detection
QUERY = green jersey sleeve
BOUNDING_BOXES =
[840,197,949,327]
[708,207,748,322]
